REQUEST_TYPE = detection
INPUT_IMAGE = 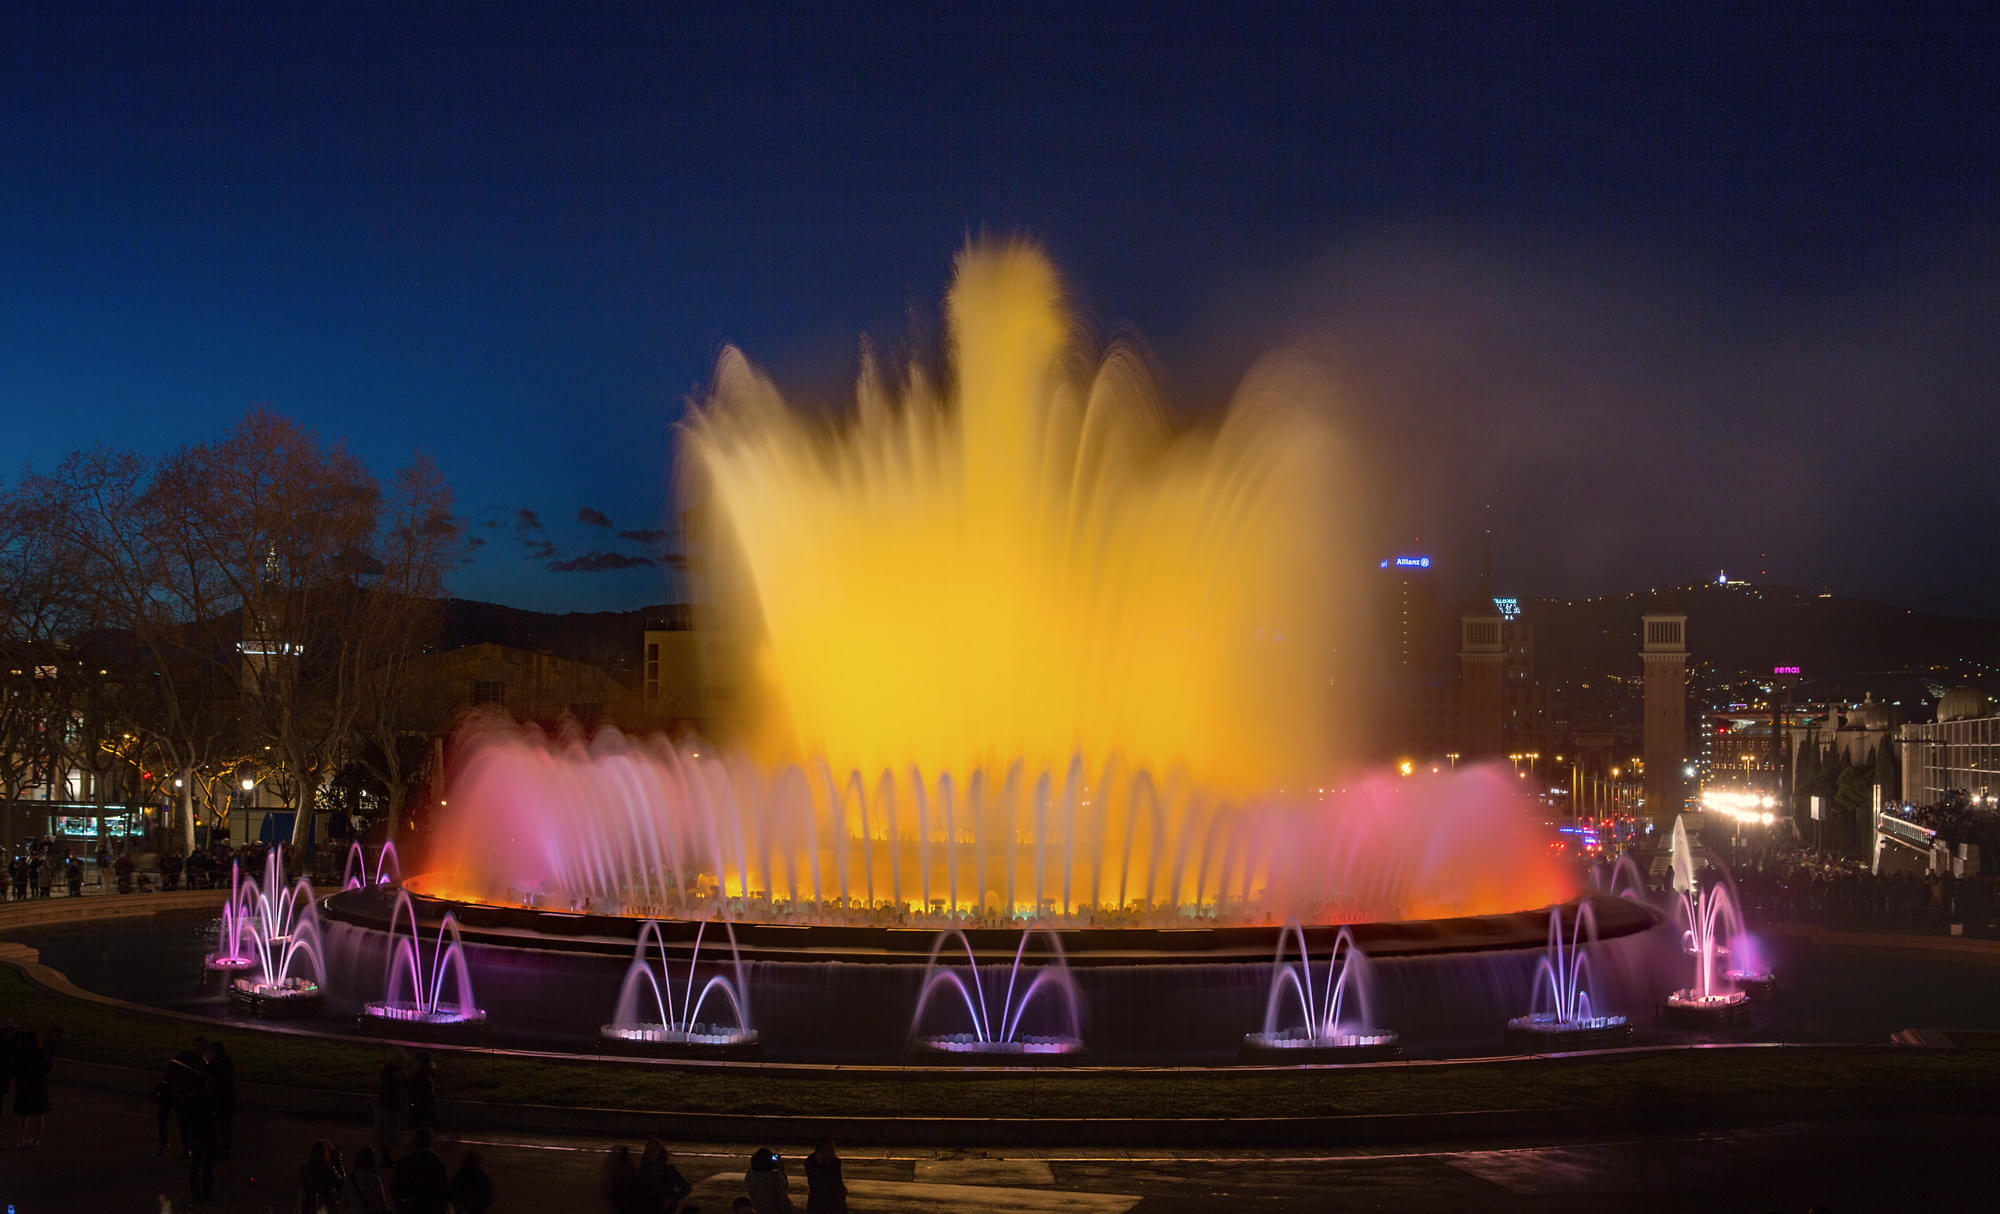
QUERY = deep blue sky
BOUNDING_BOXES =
[4,2,1996,614]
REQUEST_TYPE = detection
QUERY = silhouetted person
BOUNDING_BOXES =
[0,1021,14,1126]
[804,1134,846,1214]
[182,1054,218,1203]
[152,1061,176,1155]
[11,1029,51,1148]
[743,1147,794,1214]
[406,1050,437,1132]
[448,1149,494,1214]
[344,1144,391,1214]
[298,1138,344,1214]
[205,1039,236,1158]
[636,1138,692,1213]
[168,1036,209,1157]
[391,1127,449,1214]
[375,1057,405,1164]
[603,1143,639,1212]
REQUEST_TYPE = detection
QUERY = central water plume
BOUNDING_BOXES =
[684,240,1352,793]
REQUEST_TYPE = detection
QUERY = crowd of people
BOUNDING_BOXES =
[1728,854,1994,928]
[599,1137,846,1214]
[0,834,353,900]
[289,1127,491,1214]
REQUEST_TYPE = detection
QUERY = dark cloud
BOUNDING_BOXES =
[523,539,557,561]
[578,506,613,529]
[548,550,656,573]
[617,528,669,545]
[467,535,487,551]
[513,508,542,534]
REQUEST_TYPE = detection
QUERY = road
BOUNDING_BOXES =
[2,1080,1995,1212]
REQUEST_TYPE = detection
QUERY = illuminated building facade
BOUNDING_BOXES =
[1900,688,1999,806]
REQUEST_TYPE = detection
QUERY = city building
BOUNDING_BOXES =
[1458,600,1506,759]
[1899,687,1999,806]
[641,603,741,733]
[1640,601,1690,819]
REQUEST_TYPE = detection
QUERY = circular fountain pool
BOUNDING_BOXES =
[302,882,1663,1064]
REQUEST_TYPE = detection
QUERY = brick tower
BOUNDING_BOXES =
[1640,603,1689,820]
[1458,603,1506,760]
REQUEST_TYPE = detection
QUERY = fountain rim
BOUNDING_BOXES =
[319,885,1661,966]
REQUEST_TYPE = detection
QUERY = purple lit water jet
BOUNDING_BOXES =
[362,891,485,1028]
[209,851,326,1015]
[910,927,1084,1057]
[1505,901,1631,1049]
[1243,922,1400,1059]
[601,915,757,1051]
[342,841,402,891]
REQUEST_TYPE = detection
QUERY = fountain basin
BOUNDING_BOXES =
[599,1024,762,1058]
[1663,989,1751,1027]
[1241,1027,1403,1063]
[360,1001,491,1043]
[910,1032,1085,1063]
[203,953,256,973]
[227,976,324,1018]
[1504,1013,1633,1052]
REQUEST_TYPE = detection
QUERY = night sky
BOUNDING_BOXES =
[5,2,1996,614]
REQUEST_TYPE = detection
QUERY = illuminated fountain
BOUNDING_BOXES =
[416,730,1573,929]
[601,916,757,1053]
[362,891,485,1029]
[1243,923,1400,1061]
[203,860,255,972]
[214,850,327,1016]
[1505,901,1631,1050]
[342,841,402,891]
[1663,817,1753,1025]
[415,242,1574,931]
[308,243,1623,1062]
[1594,854,1651,902]
[909,928,1083,1058]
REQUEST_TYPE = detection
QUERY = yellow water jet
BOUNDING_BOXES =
[684,240,1354,797]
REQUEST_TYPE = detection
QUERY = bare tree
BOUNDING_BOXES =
[24,448,240,853]
[351,456,462,837]
[0,489,92,849]
[26,412,460,852]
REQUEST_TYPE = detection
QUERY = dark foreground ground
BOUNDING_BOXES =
[2,1080,1995,1213]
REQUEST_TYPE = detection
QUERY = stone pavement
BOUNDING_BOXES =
[5,1078,2000,1212]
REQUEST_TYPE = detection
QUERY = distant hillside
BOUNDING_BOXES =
[434,583,2000,706]
[1528,583,2000,688]
[434,598,668,680]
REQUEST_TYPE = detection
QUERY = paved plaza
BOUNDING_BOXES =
[2,1079,1995,1211]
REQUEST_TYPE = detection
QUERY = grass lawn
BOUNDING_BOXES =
[6,963,1996,1121]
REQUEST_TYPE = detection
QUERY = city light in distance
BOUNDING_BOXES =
[1701,789,1778,825]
